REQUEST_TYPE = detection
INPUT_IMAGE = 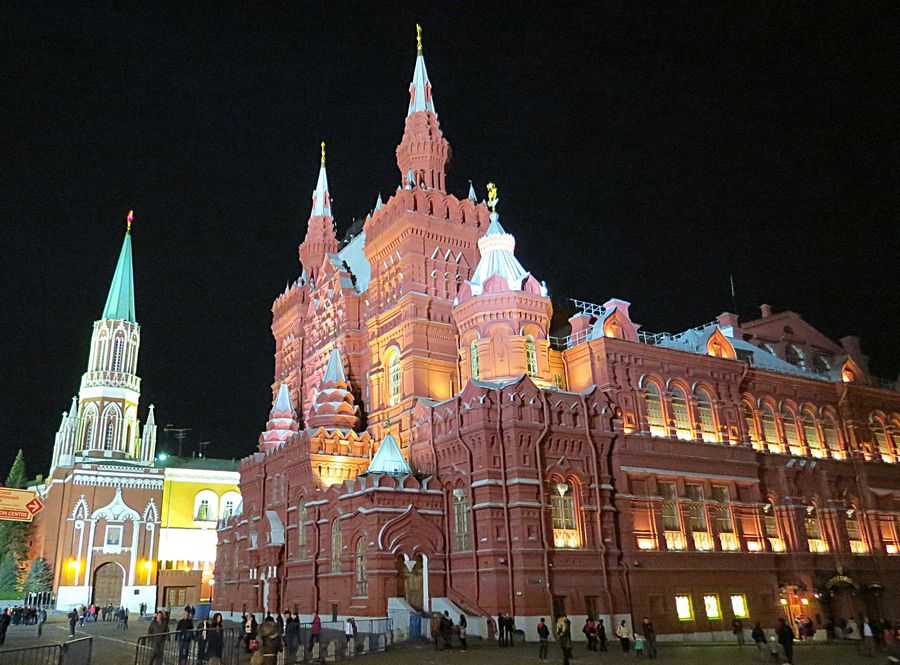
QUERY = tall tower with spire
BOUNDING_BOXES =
[52,212,156,468]
[298,142,339,283]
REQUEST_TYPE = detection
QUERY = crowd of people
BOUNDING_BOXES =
[0,606,48,642]
[65,603,130,635]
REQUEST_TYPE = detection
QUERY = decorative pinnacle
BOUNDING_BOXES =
[385,417,392,433]
[416,23,423,54]
[126,209,134,233]
[486,182,499,212]
[320,141,326,166]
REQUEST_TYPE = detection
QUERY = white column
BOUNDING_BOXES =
[422,554,430,612]
[84,521,97,588]
[128,520,140,585]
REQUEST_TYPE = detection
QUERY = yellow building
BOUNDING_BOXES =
[156,457,240,608]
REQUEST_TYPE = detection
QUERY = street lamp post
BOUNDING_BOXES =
[209,579,215,607]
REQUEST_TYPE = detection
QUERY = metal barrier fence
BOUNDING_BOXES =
[282,618,393,663]
[0,638,92,665]
[134,627,240,665]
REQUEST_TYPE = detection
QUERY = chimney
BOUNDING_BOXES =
[839,335,862,359]
[603,298,632,318]
[568,312,593,337]
[760,304,773,318]
[717,311,740,329]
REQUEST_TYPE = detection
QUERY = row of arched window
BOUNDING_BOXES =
[468,336,539,381]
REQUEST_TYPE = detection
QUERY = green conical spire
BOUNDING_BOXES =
[101,211,136,323]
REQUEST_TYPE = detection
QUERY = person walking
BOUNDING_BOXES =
[597,618,608,652]
[775,617,795,664]
[583,617,597,651]
[861,618,876,656]
[642,617,657,658]
[283,611,298,660]
[36,607,47,637]
[497,612,506,646]
[122,607,129,630]
[207,613,225,665]
[0,610,11,646]
[634,632,645,657]
[537,617,550,661]
[147,611,169,665]
[616,619,631,653]
[243,613,258,653]
[308,611,321,652]
[459,614,468,651]
[196,615,211,664]
[556,615,573,665]
[733,617,745,646]
[440,611,453,649]
[344,616,354,650]
[176,610,194,665]
[67,609,78,637]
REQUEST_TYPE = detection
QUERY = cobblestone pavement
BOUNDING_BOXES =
[0,615,887,665]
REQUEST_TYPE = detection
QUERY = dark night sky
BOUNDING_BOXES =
[2,3,898,477]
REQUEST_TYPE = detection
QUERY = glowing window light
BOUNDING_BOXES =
[703,594,721,619]
[637,537,657,551]
[730,594,748,619]
[675,595,693,621]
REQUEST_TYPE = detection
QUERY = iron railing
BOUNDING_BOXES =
[282,618,393,663]
[0,637,91,665]
[134,627,240,665]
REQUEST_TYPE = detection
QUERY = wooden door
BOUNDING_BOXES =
[92,563,124,606]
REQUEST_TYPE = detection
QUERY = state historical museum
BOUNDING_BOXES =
[215,29,900,640]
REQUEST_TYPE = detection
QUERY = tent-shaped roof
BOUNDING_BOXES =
[366,431,411,475]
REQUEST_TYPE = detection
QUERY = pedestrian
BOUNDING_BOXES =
[196,615,211,664]
[36,607,47,637]
[634,632,645,657]
[252,617,281,665]
[556,615,573,665]
[583,617,597,651]
[536,616,550,661]
[861,617,876,656]
[733,617,745,646]
[308,610,321,651]
[440,610,453,649]
[283,610,298,660]
[598,618,608,652]
[243,613,258,653]
[344,616,354,648]
[122,607,129,630]
[497,612,506,646]
[176,610,194,665]
[67,609,78,638]
[458,614,468,651]
[775,617,794,664]
[147,611,168,665]
[642,617,657,658]
[0,610,11,646]
[486,615,497,642]
[207,613,225,665]
[431,612,441,650]
[616,619,631,652]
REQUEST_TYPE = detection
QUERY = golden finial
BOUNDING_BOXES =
[385,417,392,433]
[320,141,326,166]
[126,209,134,233]
[416,23,423,54]
[486,182,499,212]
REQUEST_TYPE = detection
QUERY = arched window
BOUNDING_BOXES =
[525,336,538,378]
[386,349,401,406]
[670,387,693,440]
[452,490,470,551]
[193,490,219,521]
[804,506,828,553]
[331,521,342,572]
[812,355,831,373]
[104,420,116,450]
[223,500,235,519]
[871,417,894,463]
[197,499,210,521]
[845,509,868,554]
[551,481,581,548]
[470,341,479,380]
[785,344,805,367]
[298,502,308,551]
[645,384,666,437]
[760,405,781,452]
[83,417,95,449]
[802,409,824,458]
[743,403,761,450]
[763,501,784,552]
[112,335,125,372]
[355,539,368,596]
[696,390,719,443]
[822,415,841,456]
[782,409,803,456]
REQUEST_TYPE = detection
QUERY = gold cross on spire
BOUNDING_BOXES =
[126,209,134,233]
[416,24,423,54]
[320,141,326,166]
[486,182,499,212]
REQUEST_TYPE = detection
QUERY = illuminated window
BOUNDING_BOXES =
[645,384,667,437]
[331,521,342,572]
[803,410,824,457]
[846,509,867,554]
[763,502,785,552]
[871,417,893,462]
[730,594,749,619]
[355,539,368,596]
[671,388,693,440]
[525,336,538,377]
[452,491,470,551]
[551,482,581,548]
[675,594,694,621]
[686,484,707,532]
[703,594,721,619]
[553,373,563,389]
[822,416,841,456]
[197,499,210,521]
[112,335,125,372]
[387,350,401,406]
[470,341,479,380]
[805,506,828,553]
[697,390,719,442]
[223,500,234,520]
[83,417,95,449]
[782,410,803,455]
[743,403,761,449]
[712,486,733,533]
[761,406,780,451]
[104,421,116,450]
[298,502,307,550]
[659,482,682,542]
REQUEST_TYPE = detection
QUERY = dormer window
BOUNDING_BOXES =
[525,336,538,377]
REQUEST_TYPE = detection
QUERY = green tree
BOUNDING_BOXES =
[24,557,53,594]
[0,449,32,592]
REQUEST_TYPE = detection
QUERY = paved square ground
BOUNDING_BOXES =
[0,615,887,665]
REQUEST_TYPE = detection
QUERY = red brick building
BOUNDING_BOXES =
[214,30,900,640]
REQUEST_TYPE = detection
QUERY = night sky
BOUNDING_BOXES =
[3,3,898,477]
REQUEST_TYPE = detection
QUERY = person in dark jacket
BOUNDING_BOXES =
[176,611,194,665]
[439,611,453,649]
[0,610,11,646]
[597,618,608,652]
[67,609,78,638]
[642,617,658,658]
[243,613,258,653]
[147,611,169,665]
[283,611,299,660]
[776,618,795,664]
[536,617,550,661]
[206,613,225,665]
[556,615,573,665]
[751,622,766,645]
[251,618,281,665]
